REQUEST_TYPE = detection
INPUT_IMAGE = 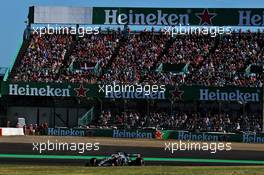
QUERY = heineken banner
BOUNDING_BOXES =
[47,128,87,137]
[30,6,264,26]
[156,130,264,143]
[1,82,99,98]
[167,85,262,103]
[46,128,264,143]
[0,82,262,102]
[113,129,155,139]
[46,128,112,137]
[243,133,264,143]
[45,128,154,138]
[156,130,241,142]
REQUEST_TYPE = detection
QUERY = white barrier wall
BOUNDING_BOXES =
[0,128,24,136]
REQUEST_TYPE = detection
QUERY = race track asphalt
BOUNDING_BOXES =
[0,142,264,166]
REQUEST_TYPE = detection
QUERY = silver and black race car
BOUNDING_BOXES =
[86,152,144,166]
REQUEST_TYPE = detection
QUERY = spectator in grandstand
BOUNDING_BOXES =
[95,110,262,133]
[12,32,73,82]
[10,28,264,87]
[60,30,122,83]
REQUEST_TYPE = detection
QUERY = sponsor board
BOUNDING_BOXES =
[1,82,262,102]
[47,128,86,137]
[160,130,229,142]
[177,131,220,141]
[8,84,70,97]
[199,89,260,103]
[238,10,264,26]
[168,86,261,103]
[158,130,264,144]
[37,127,264,143]
[94,8,264,26]
[1,82,97,98]
[113,129,154,139]
[30,6,264,26]
[243,133,264,143]
[101,9,189,25]
[105,91,165,99]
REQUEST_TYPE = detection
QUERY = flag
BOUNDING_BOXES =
[78,107,94,126]
[156,63,163,72]
[245,64,252,76]
[182,63,189,74]
[93,62,100,76]
[67,58,75,73]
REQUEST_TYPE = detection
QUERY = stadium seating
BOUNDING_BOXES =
[6,28,264,132]
[9,29,264,87]
[97,111,262,133]
[12,33,73,82]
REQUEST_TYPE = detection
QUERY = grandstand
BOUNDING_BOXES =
[0,67,7,81]
[8,30,264,86]
[0,6,264,134]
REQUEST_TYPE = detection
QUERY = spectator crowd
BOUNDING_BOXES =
[96,110,262,133]
[10,28,264,87]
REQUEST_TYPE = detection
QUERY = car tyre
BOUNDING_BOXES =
[90,158,97,166]
[135,158,144,166]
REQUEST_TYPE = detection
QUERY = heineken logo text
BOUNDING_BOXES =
[113,130,153,139]
[9,84,70,97]
[178,131,219,142]
[243,134,264,143]
[238,10,264,26]
[104,10,189,25]
[48,128,85,136]
[199,89,260,102]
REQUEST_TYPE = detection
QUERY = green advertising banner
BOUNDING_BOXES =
[1,81,101,98]
[45,128,155,138]
[166,85,262,103]
[46,128,113,137]
[93,7,264,26]
[158,130,240,142]
[30,6,264,26]
[46,128,264,143]
[112,129,155,139]
[0,82,262,102]
[157,130,264,143]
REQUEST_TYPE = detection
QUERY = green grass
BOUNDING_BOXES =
[0,165,264,175]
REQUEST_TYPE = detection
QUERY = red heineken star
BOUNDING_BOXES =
[74,84,89,97]
[170,88,184,101]
[155,130,163,139]
[196,9,217,25]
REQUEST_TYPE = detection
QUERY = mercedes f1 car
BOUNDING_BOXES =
[86,152,144,166]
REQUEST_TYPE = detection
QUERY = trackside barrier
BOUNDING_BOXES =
[45,128,155,139]
[0,128,24,136]
[157,130,264,144]
[43,128,264,144]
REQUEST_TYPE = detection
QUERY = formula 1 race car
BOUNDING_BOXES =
[86,152,144,166]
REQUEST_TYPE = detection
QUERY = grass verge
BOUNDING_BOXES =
[0,165,264,175]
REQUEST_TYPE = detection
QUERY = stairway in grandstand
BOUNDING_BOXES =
[102,31,126,75]
[55,36,77,81]
[151,36,174,71]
